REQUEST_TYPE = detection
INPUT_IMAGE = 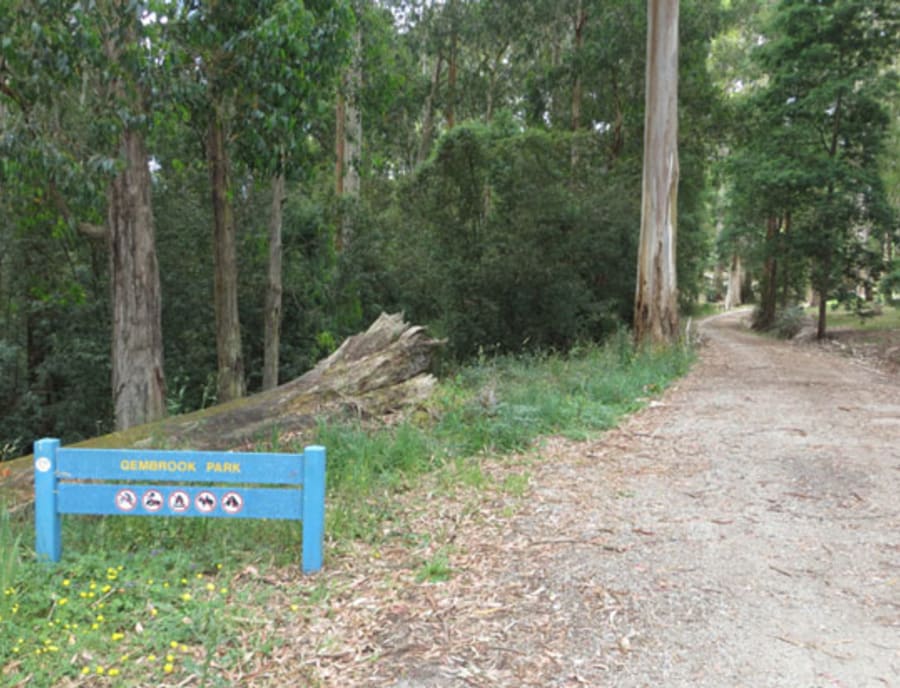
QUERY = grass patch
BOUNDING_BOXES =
[1,333,693,684]
[808,302,900,332]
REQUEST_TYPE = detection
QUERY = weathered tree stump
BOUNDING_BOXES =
[154,312,444,449]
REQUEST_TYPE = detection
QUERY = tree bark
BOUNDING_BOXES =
[337,24,363,253]
[817,290,828,340]
[571,0,586,133]
[207,112,245,402]
[634,0,679,346]
[446,36,457,130]
[755,215,780,330]
[724,253,742,310]
[108,127,166,429]
[418,51,444,165]
[570,0,587,169]
[263,171,285,391]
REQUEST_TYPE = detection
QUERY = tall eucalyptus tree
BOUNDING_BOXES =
[1,1,167,431]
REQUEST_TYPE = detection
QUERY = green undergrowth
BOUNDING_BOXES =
[1,333,693,685]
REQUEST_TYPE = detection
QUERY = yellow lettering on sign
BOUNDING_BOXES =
[205,461,241,474]
[119,459,196,473]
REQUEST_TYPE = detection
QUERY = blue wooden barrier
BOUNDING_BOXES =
[33,438,326,573]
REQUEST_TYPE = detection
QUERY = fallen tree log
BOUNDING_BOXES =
[1,313,444,509]
[134,313,443,450]
[157,312,444,449]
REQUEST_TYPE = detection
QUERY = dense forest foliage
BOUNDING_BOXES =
[1,0,897,456]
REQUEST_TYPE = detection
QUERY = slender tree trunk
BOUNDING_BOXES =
[570,0,587,169]
[484,44,507,122]
[634,0,680,346]
[338,25,363,252]
[207,112,245,402]
[755,215,780,330]
[817,290,828,340]
[779,211,792,308]
[571,0,586,133]
[108,127,166,429]
[418,52,443,165]
[263,171,285,391]
[335,92,345,196]
[611,74,625,160]
[446,0,458,130]
[724,253,742,310]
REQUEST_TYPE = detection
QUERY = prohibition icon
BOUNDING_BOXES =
[195,491,217,513]
[115,489,137,512]
[221,491,244,515]
[142,489,164,512]
[168,490,191,513]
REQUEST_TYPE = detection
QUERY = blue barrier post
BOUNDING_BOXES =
[302,445,326,574]
[34,438,62,562]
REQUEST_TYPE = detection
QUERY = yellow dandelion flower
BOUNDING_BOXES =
[163,663,174,674]
[150,608,158,617]
[111,632,125,642]
[108,668,120,677]
[81,667,90,675]
[102,584,112,593]
[205,583,215,592]
[169,641,178,649]
[179,644,188,653]
[58,598,68,606]
[180,593,192,602]
[62,579,71,587]
[219,587,228,595]
[166,653,175,662]
[95,665,105,675]
[96,614,105,622]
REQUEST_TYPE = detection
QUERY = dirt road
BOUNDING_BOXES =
[304,310,899,687]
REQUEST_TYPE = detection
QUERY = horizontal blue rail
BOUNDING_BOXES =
[56,447,304,484]
[33,438,326,573]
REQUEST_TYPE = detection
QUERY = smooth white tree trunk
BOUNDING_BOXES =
[634,0,680,345]
[724,253,743,310]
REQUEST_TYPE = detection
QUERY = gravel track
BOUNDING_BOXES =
[369,310,900,687]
